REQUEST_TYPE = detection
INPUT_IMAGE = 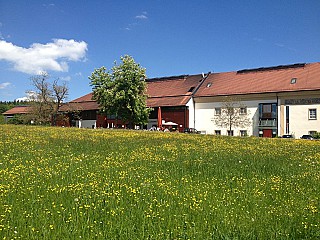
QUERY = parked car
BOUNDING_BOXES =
[300,135,314,140]
[184,128,200,134]
[282,134,294,139]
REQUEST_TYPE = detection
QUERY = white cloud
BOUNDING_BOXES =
[135,11,148,19]
[0,39,88,74]
[135,15,148,19]
[0,82,11,89]
[15,91,37,102]
[136,14,148,19]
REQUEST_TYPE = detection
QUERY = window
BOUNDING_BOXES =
[227,130,234,136]
[286,106,290,134]
[215,107,221,115]
[240,130,247,137]
[259,103,277,119]
[263,104,271,113]
[290,78,297,84]
[309,109,317,120]
[188,87,195,92]
[240,107,247,115]
[215,130,221,135]
[206,83,212,88]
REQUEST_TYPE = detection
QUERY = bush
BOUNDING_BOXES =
[7,115,24,125]
[311,132,320,139]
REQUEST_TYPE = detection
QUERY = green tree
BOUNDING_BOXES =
[89,55,150,128]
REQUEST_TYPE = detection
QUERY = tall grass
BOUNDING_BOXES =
[0,125,319,239]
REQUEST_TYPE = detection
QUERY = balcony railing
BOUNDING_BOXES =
[259,119,277,127]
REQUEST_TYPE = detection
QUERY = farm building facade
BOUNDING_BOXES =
[193,63,320,138]
[2,105,32,122]
[4,62,320,138]
[58,62,320,138]
[58,74,207,131]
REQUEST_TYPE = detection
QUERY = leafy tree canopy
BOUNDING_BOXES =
[89,55,150,128]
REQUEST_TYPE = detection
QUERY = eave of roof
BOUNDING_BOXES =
[2,106,31,115]
[147,95,192,108]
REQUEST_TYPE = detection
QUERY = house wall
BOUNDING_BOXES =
[286,105,320,137]
[195,98,276,136]
[96,114,107,128]
[186,99,195,129]
[161,107,188,132]
[76,120,96,129]
[147,106,189,132]
[3,115,13,123]
[195,92,320,138]
[280,95,320,138]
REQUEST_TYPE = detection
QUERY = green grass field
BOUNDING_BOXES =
[0,125,319,239]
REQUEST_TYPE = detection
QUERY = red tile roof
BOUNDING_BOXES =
[2,106,31,115]
[59,93,99,112]
[147,74,203,97]
[58,62,320,111]
[147,95,192,107]
[195,62,320,97]
[146,74,204,107]
[59,101,100,112]
[59,74,205,111]
[70,92,94,102]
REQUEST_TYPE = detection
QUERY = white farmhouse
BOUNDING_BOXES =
[192,63,320,138]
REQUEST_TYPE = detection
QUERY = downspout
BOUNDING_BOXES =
[192,72,211,129]
[193,97,196,128]
[276,93,279,137]
[184,106,187,130]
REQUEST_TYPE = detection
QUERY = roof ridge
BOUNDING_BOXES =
[147,75,189,82]
[237,63,306,74]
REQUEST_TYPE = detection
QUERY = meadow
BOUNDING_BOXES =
[0,125,319,239]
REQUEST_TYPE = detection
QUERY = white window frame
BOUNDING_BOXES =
[309,108,317,120]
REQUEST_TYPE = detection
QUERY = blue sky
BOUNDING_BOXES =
[0,0,319,101]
